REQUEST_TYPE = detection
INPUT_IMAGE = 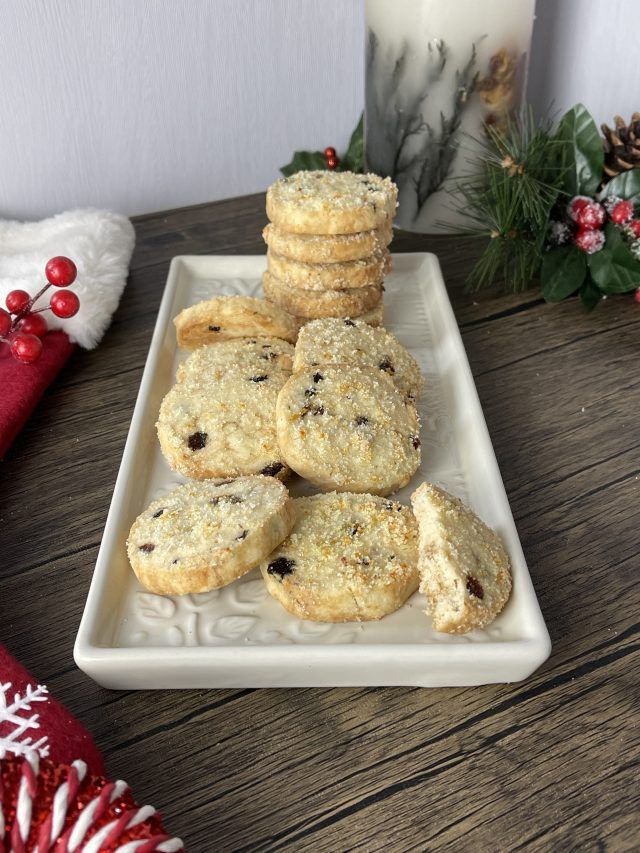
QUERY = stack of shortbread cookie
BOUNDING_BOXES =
[262,170,397,325]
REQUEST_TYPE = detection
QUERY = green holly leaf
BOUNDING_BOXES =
[588,223,640,293]
[341,113,364,173]
[579,278,602,311]
[598,170,640,205]
[280,150,327,177]
[555,103,604,196]
[540,245,587,302]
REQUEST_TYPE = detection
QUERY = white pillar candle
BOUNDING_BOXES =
[365,0,536,232]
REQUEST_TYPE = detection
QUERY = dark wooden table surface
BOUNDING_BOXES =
[2,193,639,852]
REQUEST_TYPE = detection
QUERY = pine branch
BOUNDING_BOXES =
[447,107,567,292]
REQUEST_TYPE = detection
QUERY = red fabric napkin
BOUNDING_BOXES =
[0,331,75,458]
[0,643,104,775]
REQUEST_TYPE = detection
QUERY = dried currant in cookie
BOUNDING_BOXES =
[379,358,395,375]
[312,372,324,383]
[208,325,221,332]
[152,509,164,518]
[187,431,208,451]
[261,462,284,477]
[267,556,296,579]
[466,576,484,599]
[139,543,155,553]
[250,375,268,383]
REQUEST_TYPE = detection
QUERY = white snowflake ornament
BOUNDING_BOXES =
[0,681,50,759]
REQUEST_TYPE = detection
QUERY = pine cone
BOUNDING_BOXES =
[601,113,640,178]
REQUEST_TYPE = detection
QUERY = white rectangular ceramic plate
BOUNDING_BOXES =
[74,253,551,689]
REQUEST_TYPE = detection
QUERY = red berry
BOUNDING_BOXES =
[0,308,11,337]
[327,156,339,170]
[50,289,80,318]
[6,289,31,314]
[324,147,336,159]
[568,196,605,230]
[629,220,640,238]
[610,199,634,224]
[568,196,592,223]
[575,228,605,254]
[634,288,640,304]
[10,332,43,363]
[45,255,77,287]
[577,204,604,230]
[18,312,48,338]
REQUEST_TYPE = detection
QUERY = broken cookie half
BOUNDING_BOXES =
[410,483,512,634]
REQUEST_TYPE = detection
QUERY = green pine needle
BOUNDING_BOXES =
[447,107,567,292]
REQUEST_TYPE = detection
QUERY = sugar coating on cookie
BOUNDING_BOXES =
[176,336,294,383]
[263,222,393,263]
[276,364,421,495]
[127,476,295,595]
[267,248,390,291]
[294,301,384,329]
[174,296,299,348]
[294,317,424,401]
[266,171,398,235]
[263,270,383,319]
[261,492,419,622]
[158,352,291,481]
[410,483,512,634]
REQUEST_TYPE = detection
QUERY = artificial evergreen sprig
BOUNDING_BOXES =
[449,108,565,291]
[451,103,640,306]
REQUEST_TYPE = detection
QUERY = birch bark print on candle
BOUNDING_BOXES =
[365,0,535,232]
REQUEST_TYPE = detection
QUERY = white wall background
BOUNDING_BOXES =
[528,0,640,126]
[1,0,638,220]
[0,0,364,220]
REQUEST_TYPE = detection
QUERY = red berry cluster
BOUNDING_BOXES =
[567,195,640,255]
[324,146,340,170]
[0,256,80,363]
[568,196,606,254]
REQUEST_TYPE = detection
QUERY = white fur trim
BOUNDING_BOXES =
[0,208,135,349]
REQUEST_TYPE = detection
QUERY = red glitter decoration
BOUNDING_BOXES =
[0,754,183,852]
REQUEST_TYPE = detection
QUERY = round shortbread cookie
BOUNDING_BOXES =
[267,249,390,291]
[175,337,294,384]
[276,364,421,495]
[127,476,295,595]
[263,222,393,263]
[174,296,299,348]
[263,270,382,320]
[158,364,290,482]
[410,483,512,634]
[294,317,424,401]
[295,301,384,329]
[266,171,398,235]
[261,493,419,622]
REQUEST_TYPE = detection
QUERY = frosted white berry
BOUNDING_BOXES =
[549,220,572,246]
